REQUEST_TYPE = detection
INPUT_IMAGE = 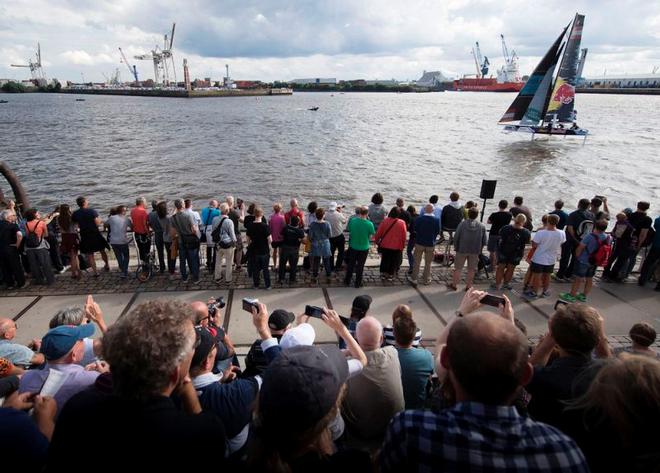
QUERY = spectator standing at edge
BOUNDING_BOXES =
[23,208,55,286]
[106,205,131,279]
[525,214,565,299]
[0,209,26,288]
[171,198,201,284]
[148,200,166,274]
[246,207,272,290]
[156,201,176,277]
[45,205,64,273]
[130,197,151,264]
[486,199,512,269]
[344,206,375,288]
[380,289,589,473]
[284,198,305,228]
[408,204,440,286]
[419,194,443,221]
[556,198,594,282]
[226,196,244,270]
[510,195,534,231]
[200,199,220,273]
[395,198,411,228]
[278,215,305,285]
[624,201,653,279]
[47,300,228,470]
[325,202,347,273]
[589,196,610,221]
[560,219,610,303]
[441,192,464,240]
[493,214,531,290]
[184,198,202,236]
[549,199,568,230]
[368,192,387,231]
[309,207,333,284]
[58,204,81,279]
[72,196,110,276]
[269,203,286,270]
[374,207,407,281]
[212,203,237,283]
[405,205,419,276]
[638,213,660,289]
[448,207,487,291]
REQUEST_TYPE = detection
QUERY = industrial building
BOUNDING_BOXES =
[290,78,337,85]
[416,71,449,88]
[582,74,660,88]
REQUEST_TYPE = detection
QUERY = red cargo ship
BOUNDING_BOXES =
[453,78,524,92]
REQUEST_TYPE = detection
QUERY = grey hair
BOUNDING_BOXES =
[49,307,85,329]
[102,299,196,400]
[0,210,14,221]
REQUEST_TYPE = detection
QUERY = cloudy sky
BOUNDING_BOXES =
[1,0,659,83]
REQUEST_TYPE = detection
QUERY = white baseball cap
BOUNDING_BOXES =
[280,323,316,349]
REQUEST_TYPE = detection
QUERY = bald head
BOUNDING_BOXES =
[443,313,530,405]
[190,301,208,325]
[356,316,383,351]
[424,204,434,215]
[0,318,16,339]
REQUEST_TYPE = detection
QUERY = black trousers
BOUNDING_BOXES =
[46,235,64,272]
[344,249,368,286]
[279,246,300,282]
[639,247,660,284]
[135,233,151,263]
[330,234,346,271]
[0,247,26,287]
[379,248,402,275]
[154,233,165,272]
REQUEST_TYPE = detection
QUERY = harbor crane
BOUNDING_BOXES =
[134,23,177,86]
[10,43,46,83]
[500,34,518,68]
[118,47,139,83]
[471,42,489,78]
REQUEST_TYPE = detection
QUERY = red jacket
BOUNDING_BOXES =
[374,217,407,251]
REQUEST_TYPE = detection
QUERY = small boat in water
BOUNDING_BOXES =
[76,98,86,102]
[0,100,8,104]
[308,106,319,111]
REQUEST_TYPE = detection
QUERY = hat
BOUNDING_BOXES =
[280,323,315,349]
[268,309,295,331]
[328,202,337,211]
[41,324,95,361]
[259,345,349,432]
[352,295,372,314]
[191,326,219,368]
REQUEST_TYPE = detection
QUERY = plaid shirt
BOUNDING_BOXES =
[380,401,589,473]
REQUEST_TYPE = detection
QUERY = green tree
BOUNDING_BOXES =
[1,81,26,93]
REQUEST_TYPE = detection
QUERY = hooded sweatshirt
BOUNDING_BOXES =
[454,218,487,255]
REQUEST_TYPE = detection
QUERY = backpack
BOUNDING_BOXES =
[211,217,227,244]
[499,227,524,256]
[24,222,43,249]
[588,233,612,267]
[576,218,594,239]
[441,204,463,230]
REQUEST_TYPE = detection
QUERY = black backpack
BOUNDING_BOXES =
[211,217,227,244]
[24,222,43,249]
[442,205,463,230]
[499,227,524,256]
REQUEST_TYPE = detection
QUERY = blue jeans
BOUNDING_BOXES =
[253,254,271,288]
[179,245,200,281]
[111,244,130,276]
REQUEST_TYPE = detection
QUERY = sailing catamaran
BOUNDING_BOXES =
[500,14,588,141]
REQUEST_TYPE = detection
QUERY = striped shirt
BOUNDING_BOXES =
[383,326,422,347]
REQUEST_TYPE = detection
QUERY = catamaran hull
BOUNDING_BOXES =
[502,124,589,136]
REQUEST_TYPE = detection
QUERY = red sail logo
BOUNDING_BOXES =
[553,83,575,105]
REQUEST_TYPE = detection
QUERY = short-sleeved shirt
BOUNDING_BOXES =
[498,224,531,257]
[72,208,99,232]
[383,326,422,347]
[347,218,375,251]
[577,232,608,264]
[0,340,35,366]
[488,211,513,236]
[628,211,653,242]
[531,229,566,265]
[396,347,434,409]
[130,207,149,234]
[269,213,286,242]
[284,208,305,227]
[171,211,196,237]
[0,220,21,247]
[566,209,594,242]
[106,215,130,245]
[550,209,569,230]
[200,207,220,231]
[246,221,271,255]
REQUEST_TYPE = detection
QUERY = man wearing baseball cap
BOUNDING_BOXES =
[243,309,295,377]
[248,345,372,471]
[190,326,261,457]
[19,324,102,415]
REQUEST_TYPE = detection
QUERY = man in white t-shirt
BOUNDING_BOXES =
[525,214,565,299]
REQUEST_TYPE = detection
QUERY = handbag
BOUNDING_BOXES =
[376,219,397,253]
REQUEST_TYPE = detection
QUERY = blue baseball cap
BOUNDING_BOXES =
[41,324,95,360]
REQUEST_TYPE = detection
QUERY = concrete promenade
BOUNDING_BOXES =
[3,257,658,361]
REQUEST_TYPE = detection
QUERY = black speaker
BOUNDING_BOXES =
[479,180,497,200]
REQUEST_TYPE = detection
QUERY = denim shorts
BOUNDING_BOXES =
[574,261,596,278]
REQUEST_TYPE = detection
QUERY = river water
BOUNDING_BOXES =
[1,91,658,217]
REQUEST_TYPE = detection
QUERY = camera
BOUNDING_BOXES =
[242,297,259,313]
[207,296,226,319]
[480,294,505,308]
[304,305,325,319]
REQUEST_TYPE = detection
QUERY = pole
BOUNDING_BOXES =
[480,198,488,223]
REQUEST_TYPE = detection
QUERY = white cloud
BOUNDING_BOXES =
[0,0,658,82]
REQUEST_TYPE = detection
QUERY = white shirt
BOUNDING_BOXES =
[532,228,566,265]
[325,209,347,238]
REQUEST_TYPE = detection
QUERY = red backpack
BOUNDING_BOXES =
[588,233,612,267]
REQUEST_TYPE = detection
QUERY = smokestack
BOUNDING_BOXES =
[183,58,191,92]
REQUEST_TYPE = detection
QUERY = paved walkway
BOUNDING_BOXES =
[3,259,659,359]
